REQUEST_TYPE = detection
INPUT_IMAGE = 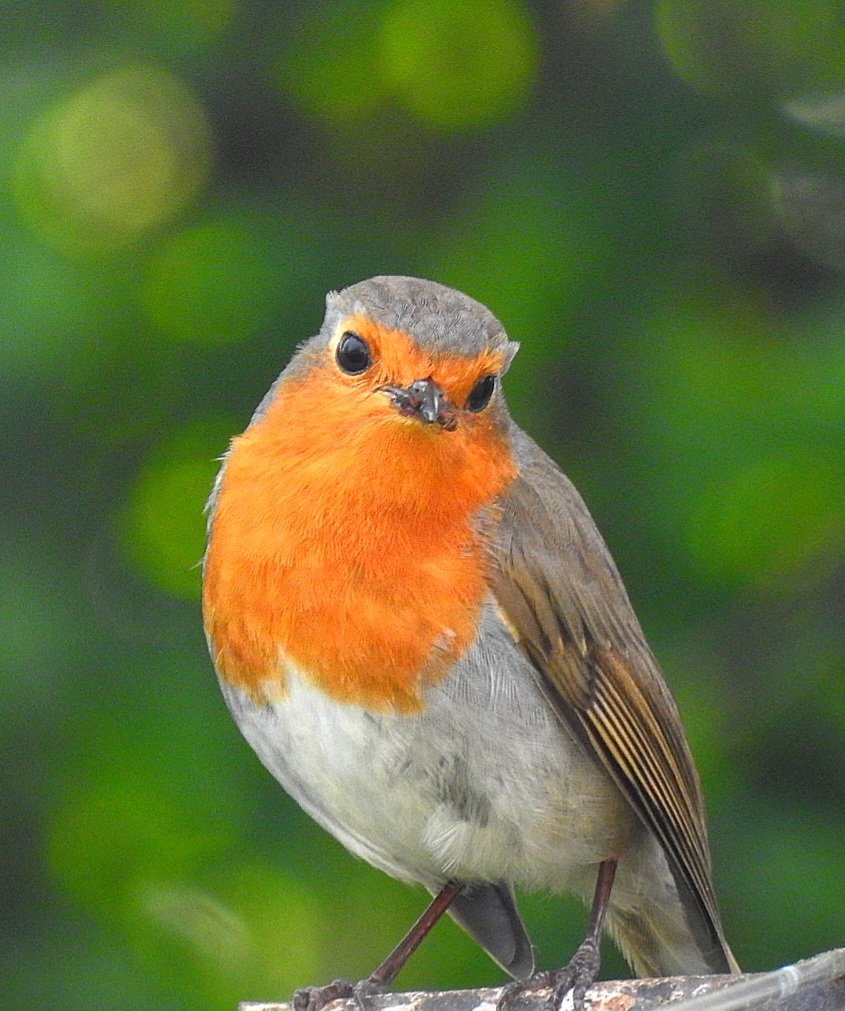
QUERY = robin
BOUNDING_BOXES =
[202,276,737,1011]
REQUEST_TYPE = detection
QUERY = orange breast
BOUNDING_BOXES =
[203,363,517,713]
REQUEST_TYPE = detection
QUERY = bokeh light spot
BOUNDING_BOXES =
[783,92,845,140]
[657,2,766,98]
[122,420,234,599]
[141,217,281,345]
[379,0,539,128]
[13,65,211,256]
[278,2,388,124]
[656,0,845,99]
[430,162,602,342]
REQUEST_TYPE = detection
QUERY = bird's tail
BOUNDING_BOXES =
[606,834,738,978]
[444,881,535,980]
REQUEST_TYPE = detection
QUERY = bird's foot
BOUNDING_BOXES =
[293,977,384,1011]
[496,970,554,1011]
[546,935,601,1011]
[293,978,353,1011]
[496,937,601,1011]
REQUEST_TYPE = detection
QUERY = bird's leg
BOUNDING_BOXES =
[366,879,464,990]
[497,859,617,1011]
[547,859,616,1010]
[293,880,464,1011]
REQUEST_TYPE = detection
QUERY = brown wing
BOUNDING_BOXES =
[489,425,733,971]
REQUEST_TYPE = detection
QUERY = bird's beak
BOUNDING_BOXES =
[379,378,458,431]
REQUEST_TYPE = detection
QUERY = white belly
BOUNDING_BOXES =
[220,604,637,894]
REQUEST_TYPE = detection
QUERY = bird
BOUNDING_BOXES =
[202,275,737,1011]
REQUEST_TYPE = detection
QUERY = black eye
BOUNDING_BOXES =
[466,374,496,412]
[336,332,372,375]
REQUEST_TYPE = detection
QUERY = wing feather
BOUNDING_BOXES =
[489,425,733,971]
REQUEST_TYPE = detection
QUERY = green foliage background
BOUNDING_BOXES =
[3,2,845,1008]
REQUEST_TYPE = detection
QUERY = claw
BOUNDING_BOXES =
[497,859,615,1011]
[292,977,386,1011]
[293,979,354,1011]
[548,935,601,1011]
[496,970,554,1011]
[496,937,601,1011]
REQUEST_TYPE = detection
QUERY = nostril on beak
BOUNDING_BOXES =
[379,379,456,430]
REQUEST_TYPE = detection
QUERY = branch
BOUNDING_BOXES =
[239,946,845,1011]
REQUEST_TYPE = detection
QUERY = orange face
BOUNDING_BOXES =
[329,313,508,423]
[203,314,518,712]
